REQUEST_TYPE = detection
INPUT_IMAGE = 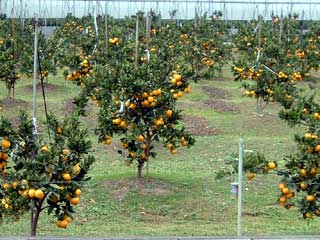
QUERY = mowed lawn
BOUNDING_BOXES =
[0,68,320,237]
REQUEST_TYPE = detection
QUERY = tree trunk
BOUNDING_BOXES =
[137,161,144,178]
[30,199,44,237]
[30,206,40,236]
[7,85,12,99]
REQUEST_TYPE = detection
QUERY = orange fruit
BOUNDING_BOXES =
[300,182,308,190]
[56,220,62,227]
[247,172,256,181]
[122,142,129,148]
[35,189,44,200]
[41,146,49,152]
[304,133,312,139]
[147,96,154,103]
[170,149,177,155]
[1,139,11,149]
[129,152,137,159]
[173,73,182,81]
[287,191,294,199]
[300,168,307,177]
[119,121,127,129]
[315,145,320,152]
[165,110,173,117]
[167,143,173,149]
[28,189,36,198]
[75,189,81,197]
[3,183,11,190]
[306,195,315,202]
[63,215,72,223]
[57,127,63,134]
[305,212,312,219]
[2,153,8,160]
[267,162,277,170]
[12,181,18,188]
[142,101,149,107]
[136,135,145,142]
[70,197,80,205]
[282,187,290,195]
[279,196,286,204]
[62,173,71,181]
[72,164,81,176]
[104,136,112,145]
[112,118,121,125]
[177,91,184,98]
[176,81,183,87]
[59,220,69,228]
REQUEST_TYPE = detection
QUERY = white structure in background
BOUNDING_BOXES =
[0,0,320,20]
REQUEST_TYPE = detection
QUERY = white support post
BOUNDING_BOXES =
[32,15,38,135]
[135,17,139,66]
[105,2,108,48]
[237,137,244,237]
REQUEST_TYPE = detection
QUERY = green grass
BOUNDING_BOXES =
[0,68,320,237]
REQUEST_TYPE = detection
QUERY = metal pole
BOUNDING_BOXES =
[135,17,139,66]
[33,15,38,127]
[73,0,75,16]
[237,137,244,237]
[105,2,108,48]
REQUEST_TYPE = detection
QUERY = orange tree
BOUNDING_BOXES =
[232,16,313,114]
[69,16,197,178]
[50,14,96,73]
[0,18,34,99]
[0,111,95,235]
[271,92,320,219]
[231,17,320,219]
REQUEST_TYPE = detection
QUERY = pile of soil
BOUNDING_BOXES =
[0,98,29,109]
[104,178,175,201]
[202,86,230,99]
[23,83,62,94]
[203,100,240,113]
[182,115,218,136]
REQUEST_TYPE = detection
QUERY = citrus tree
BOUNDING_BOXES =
[271,93,320,218]
[66,14,200,178]
[232,15,314,114]
[0,111,95,235]
[0,18,33,99]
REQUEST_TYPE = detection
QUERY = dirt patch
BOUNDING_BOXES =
[202,86,230,99]
[203,100,240,113]
[23,83,62,94]
[182,115,218,136]
[104,178,175,201]
[0,98,29,109]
